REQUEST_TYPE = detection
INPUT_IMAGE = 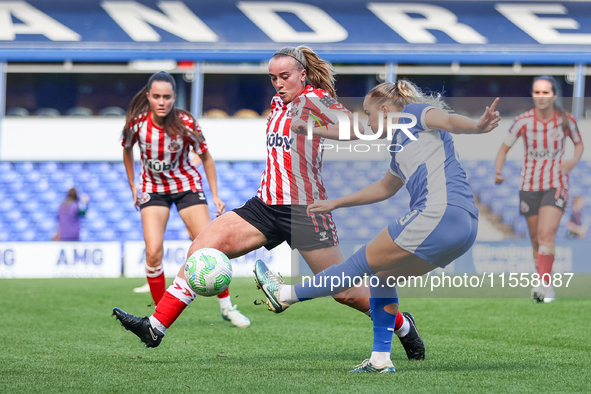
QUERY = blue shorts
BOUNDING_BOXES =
[387,205,478,268]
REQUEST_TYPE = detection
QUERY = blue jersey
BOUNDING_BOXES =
[389,102,478,219]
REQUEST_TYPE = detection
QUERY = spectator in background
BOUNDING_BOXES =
[53,188,89,241]
[567,196,587,239]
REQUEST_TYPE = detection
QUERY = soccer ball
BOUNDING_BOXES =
[184,248,233,297]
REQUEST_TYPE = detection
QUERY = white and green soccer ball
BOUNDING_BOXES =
[184,248,233,297]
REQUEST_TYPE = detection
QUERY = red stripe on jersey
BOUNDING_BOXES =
[520,124,528,191]
[298,132,313,202]
[156,123,172,194]
[144,121,159,193]
[167,142,184,192]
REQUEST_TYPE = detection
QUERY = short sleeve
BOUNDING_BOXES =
[504,118,524,147]
[191,122,208,155]
[121,124,138,148]
[565,114,581,143]
[389,160,402,179]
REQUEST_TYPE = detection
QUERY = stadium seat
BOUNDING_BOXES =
[6,107,30,116]
[35,108,61,117]
[203,109,229,118]
[99,106,126,116]
[66,107,93,116]
[233,109,260,118]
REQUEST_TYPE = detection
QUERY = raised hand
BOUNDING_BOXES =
[477,97,501,133]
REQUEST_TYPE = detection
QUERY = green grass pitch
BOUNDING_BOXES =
[1,277,590,393]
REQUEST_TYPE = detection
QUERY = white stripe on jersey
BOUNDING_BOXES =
[506,109,581,191]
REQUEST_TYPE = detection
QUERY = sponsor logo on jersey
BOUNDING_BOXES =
[319,231,328,241]
[266,133,294,151]
[556,198,565,208]
[528,149,559,159]
[146,159,179,173]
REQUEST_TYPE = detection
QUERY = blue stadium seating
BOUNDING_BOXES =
[0,160,587,242]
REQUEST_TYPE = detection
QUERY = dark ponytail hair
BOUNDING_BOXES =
[122,71,197,142]
[532,75,571,132]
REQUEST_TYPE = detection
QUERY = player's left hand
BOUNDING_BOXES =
[477,97,501,133]
[559,159,577,174]
[212,196,226,217]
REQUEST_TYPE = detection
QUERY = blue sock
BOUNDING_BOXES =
[370,275,398,352]
[294,245,375,301]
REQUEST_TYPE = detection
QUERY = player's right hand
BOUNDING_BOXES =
[307,199,337,215]
[495,173,506,184]
[130,184,139,210]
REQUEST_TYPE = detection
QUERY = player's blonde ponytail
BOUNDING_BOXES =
[367,80,448,110]
[272,46,336,98]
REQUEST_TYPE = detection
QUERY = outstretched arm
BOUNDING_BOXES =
[199,150,226,216]
[307,171,403,215]
[426,98,501,134]
[291,112,365,140]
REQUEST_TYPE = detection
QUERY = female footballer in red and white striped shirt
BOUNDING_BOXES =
[113,48,420,359]
[495,76,584,303]
[120,71,250,328]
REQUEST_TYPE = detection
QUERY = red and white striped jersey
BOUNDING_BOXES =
[122,111,208,194]
[257,85,351,205]
[504,108,581,191]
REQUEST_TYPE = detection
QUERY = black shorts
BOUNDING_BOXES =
[519,188,568,217]
[233,197,339,251]
[138,190,207,211]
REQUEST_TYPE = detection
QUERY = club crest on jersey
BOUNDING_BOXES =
[167,139,181,153]
[267,133,294,151]
[520,201,529,213]
[550,130,561,140]
[146,159,179,173]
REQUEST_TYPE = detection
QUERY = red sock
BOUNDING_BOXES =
[153,291,188,328]
[147,273,166,305]
[217,288,230,299]
[537,253,555,286]
[394,311,404,331]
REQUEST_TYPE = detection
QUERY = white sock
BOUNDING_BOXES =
[148,316,167,334]
[395,316,410,338]
[369,351,391,366]
[279,285,299,305]
[218,294,232,310]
